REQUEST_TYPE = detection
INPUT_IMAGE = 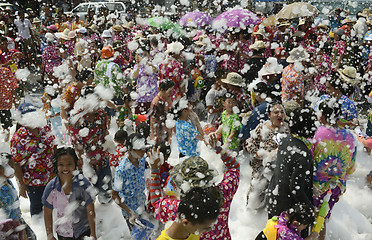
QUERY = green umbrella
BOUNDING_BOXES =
[148,16,174,30]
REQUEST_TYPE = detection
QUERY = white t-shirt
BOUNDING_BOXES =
[14,18,32,39]
[205,87,226,123]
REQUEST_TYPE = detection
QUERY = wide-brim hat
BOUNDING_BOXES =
[169,156,215,188]
[360,8,371,18]
[166,42,184,54]
[221,72,244,87]
[59,29,71,40]
[278,21,290,28]
[102,30,112,38]
[287,47,309,63]
[315,23,328,29]
[338,66,360,84]
[88,24,99,34]
[249,40,266,50]
[122,21,134,30]
[252,28,266,37]
[112,24,124,32]
[68,30,76,39]
[33,17,41,23]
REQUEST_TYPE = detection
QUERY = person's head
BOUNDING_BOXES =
[136,122,150,139]
[317,98,342,125]
[252,81,270,103]
[267,102,286,129]
[150,37,158,48]
[114,129,128,145]
[158,80,175,97]
[75,69,94,85]
[15,103,47,129]
[177,186,221,234]
[287,203,315,231]
[0,153,14,180]
[173,98,190,119]
[326,72,345,97]
[0,36,8,52]
[222,92,238,113]
[18,11,24,20]
[52,147,79,180]
[126,133,151,160]
[288,108,316,138]
[214,69,226,87]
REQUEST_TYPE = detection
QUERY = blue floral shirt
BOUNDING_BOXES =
[0,180,21,220]
[112,156,146,218]
[176,120,200,157]
[316,95,358,121]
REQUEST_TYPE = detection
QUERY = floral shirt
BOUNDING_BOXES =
[94,59,126,97]
[314,53,332,92]
[281,64,304,103]
[112,156,146,218]
[221,111,241,150]
[0,67,18,110]
[68,108,109,170]
[42,44,62,73]
[10,125,56,186]
[0,180,21,220]
[159,56,186,101]
[109,143,126,168]
[277,211,303,240]
[317,95,358,121]
[176,120,200,157]
[65,40,75,58]
[313,126,356,194]
[133,64,158,103]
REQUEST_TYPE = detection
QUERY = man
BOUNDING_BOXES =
[13,12,35,66]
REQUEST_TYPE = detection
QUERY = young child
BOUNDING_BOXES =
[205,69,226,127]
[42,147,97,240]
[0,152,36,239]
[156,187,221,240]
[212,92,242,152]
[109,129,128,169]
[174,98,205,158]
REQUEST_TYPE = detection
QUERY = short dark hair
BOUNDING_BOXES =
[136,122,150,138]
[52,147,79,174]
[155,141,171,159]
[178,186,221,225]
[76,69,93,82]
[0,152,12,170]
[287,203,315,227]
[267,101,284,115]
[328,71,346,95]
[289,108,316,138]
[159,80,175,91]
[114,129,128,143]
[318,98,342,123]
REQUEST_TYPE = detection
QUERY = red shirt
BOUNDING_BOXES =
[0,67,18,110]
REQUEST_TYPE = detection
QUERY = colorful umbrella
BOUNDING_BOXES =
[148,16,174,30]
[276,2,319,20]
[212,8,260,32]
[178,11,212,27]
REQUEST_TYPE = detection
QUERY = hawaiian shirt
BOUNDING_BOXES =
[133,64,158,103]
[317,94,358,121]
[281,64,304,103]
[10,125,56,186]
[276,211,303,240]
[176,120,200,157]
[0,67,18,110]
[72,20,85,31]
[221,111,241,150]
[0,180,21,220]
[332,40,346,65]
[159,56,186,100]
[314,53,332,92]
[109,144,126,168]
[65,40,76,58]
[68,108,109,170]
[94,59,126,97]
[112,156,146,218]
[42,44,62,73]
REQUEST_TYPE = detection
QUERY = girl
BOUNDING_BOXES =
[42,147,97,240]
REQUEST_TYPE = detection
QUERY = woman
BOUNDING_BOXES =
[11,103,57,216]
[245,102,289,209]
[42,33,62,86]
[131,48,158,115]
[313,98,356,240]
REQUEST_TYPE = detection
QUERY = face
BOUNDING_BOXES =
[223,98,237,112]
[268,104,286,128]
[325,82,338,97]
[57,155,76,180]
[0,40,7,51]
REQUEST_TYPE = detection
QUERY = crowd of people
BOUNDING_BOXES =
[0,3,372,240]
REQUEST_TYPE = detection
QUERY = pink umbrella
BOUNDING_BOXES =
[212,8,260,32]
[178,11,212,27]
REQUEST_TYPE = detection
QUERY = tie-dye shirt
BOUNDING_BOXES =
[313,126,356,194]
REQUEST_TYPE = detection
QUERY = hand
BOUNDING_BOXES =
[19,184,29,198]
[129,211,139,225]
[208,133,219,149]
[147,147,163,169]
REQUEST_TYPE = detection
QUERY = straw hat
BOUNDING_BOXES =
[102,30,112,38]
[166,42,184,55]
[122,21,134,30]
[252,28,266,37]
[33,17,41,23]
[287,47,309,63]
[278,21,290,28]
[315,23,328,30]
[360,9,371,18]
[334,28,345,36]
[68,30,76,39]
[338,66,360,84]
[59,29,70,40]
[221,72,244,87]
[45,33,55,43]
[89,24,99,34]
[249,40,266,50]
[112,24,124,32]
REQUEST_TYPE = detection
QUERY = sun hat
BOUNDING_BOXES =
[112,24,124,32]
[249,40,266,50]
[32,17,41,23]
[122,21,134,30]
[101,45,115,59]
[169,156,216,188]
[360,9,371,18]
[338,66,360,84]
[334,28,345,36]
[166,42,184,54]
[67,30,76,39]
[315,23,328,29]
[286,47,309,63]
[47,25,57,32]
[45,33,55,43]
[221,72,244,87]
[258,57,283,77]
[59,29,70,40]
[252,28,266,37]
[88,24,99,34]
[77,27,87,34]
[102,29,112,38]
[278,21,290,28]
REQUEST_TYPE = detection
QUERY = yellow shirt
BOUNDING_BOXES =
[157,229,200,240]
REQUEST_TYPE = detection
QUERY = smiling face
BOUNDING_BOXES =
[268,104,286,128]
[57,155,76,181]
[223,97,237,113]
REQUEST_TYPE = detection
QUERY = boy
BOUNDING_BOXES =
[109,129,128,169]
[157,187,220,240]
[212,92,242,152]
[205,69,226,126]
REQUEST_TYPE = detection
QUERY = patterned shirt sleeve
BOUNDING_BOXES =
[153,197,179,223]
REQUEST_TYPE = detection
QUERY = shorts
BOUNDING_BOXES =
[313,186,342,220]
[0,110,13,129]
